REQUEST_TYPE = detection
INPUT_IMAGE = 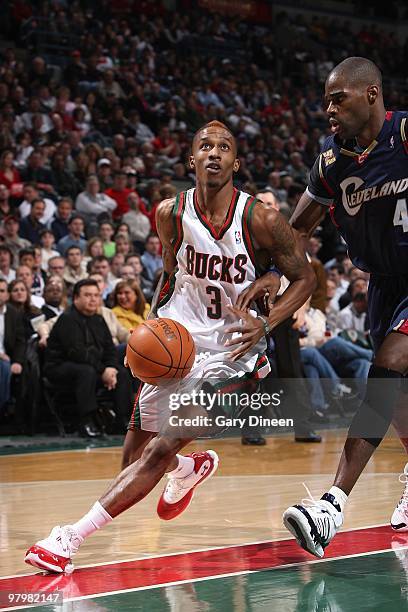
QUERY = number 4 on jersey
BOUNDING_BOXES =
[394,199,408,232]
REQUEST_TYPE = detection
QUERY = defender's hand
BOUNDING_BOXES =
[224,306,265,362]
[235,271,281,312]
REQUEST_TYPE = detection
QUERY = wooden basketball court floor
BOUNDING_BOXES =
[2,430,408,610]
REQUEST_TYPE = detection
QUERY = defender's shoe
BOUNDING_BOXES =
[283,492,343,558]
[157,450,219,520]
[391,463,408,531]
[25,525,83,573]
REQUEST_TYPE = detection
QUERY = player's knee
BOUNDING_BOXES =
[374,351,407,376]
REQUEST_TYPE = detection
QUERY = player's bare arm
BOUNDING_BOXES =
[236,192,326,310]
[289,191,326,238]
[227,202,316,360]
[147,197,177,319]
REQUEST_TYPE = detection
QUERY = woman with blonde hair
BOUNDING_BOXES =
[112,279,150,331]
[114,232,132,257]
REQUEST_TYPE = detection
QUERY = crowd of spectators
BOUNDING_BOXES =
[0,1,406,436]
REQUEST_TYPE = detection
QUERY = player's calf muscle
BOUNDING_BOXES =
[141,436,186,470]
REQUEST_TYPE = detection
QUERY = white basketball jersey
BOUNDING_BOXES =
[158,188,267,355]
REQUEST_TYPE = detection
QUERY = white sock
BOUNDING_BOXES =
[328,486,348,513]
[168,454,195,478]
[71,501,113,540]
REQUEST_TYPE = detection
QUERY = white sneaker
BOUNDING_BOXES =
[283,492,343,558]
[391,463,408,531]
[25,525,83,573]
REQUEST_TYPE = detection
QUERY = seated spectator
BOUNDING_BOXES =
[19,182,57,225]
[152,126,180,162]
[18,249,45,297]
[8,279,43,340]
[0,150,23,199]
[119,264,136,281]
[125,253,153,301]
[19,198,46,244]
[110,253,125,279]
[324,243,348,271]
[90,255,118,300]
[51,152,81,200]
[299,298,372,416]
[89,272,130,360]
[286,152,308,184]
[15,132,34,170]
[97,158,113,191]
[63,246,88,293]
[256,189,280,211]
[171,162,194,192]
[0,185,12,222]
[2,216,31,266]
[105,171,133,220]
[21,150,56,196]
[338,277,368,311]
[41,276,67,320]
[15,265,44,308]
[122,191,151,252]
[327,264,349,311]
[325,278,340,334]
[57,214,87,256]
[47,256,65,279]
[83,237,104,268]
[141,234,163,282]
[114,232,132,257]
[112,279,150,331]
[116,222,131,237]
[75,175,117,233]
[51,197,73,243]
[337,283,369,335]
[39,229,59,272]
[44,279,133,437]
[0,245,16,283]
[0,279,25,413]
[98,221,116,258]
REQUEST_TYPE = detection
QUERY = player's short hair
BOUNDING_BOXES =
[192,121,236,149]
[328,57,382,90]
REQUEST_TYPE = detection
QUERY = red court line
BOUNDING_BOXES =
[0,525,406,608]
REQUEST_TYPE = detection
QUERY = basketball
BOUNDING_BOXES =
[126,318,196,385]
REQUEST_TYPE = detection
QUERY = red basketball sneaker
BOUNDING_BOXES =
[157,450,219,520]
[25,525,83,573]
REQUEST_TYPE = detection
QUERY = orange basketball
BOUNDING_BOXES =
[126,318,196,385]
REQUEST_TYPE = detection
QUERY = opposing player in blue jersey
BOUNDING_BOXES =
[278,57,407,556]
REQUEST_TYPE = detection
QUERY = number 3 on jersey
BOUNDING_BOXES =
[394,199,408,232]
[206,285,222,319]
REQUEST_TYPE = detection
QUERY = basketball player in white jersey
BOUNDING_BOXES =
[25,121,316,573]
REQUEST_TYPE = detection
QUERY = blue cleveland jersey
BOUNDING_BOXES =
[307,110,408,275]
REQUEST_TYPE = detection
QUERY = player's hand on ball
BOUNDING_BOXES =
[225,306,264,361]
[234,271,280,313]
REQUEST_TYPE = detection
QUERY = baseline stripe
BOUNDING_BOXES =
[0,525,404,609]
